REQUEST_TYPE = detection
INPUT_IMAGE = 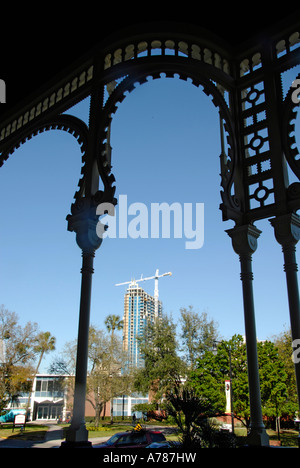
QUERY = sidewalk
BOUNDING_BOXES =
[0,423,110,448]
[33,423,64,448]
[34,424,109,448]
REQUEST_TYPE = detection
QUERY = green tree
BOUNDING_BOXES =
[190,335,290,429]
[87,326,112,425]
[179,306,219,369]
[273,328,298,419]
[257,340,288,431]
[166,383,217,447]
[0,305,39,412]
[104,314,123,342]
[33,331,56,375]
[25,331,56,415]
[190,335,246,418]
[104,315,124,422]
[134,314,185,401]
[86,324,133,425]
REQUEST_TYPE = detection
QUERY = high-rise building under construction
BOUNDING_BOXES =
[122,282,162,368]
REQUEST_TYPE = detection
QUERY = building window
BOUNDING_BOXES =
[35,378,63,398]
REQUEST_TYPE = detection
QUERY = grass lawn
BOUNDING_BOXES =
[86,423,135,438]
[61,421,179,440]
[82,421,298,447]
[63,421,298,447]
[0,424,48,441]
[267,429,299,447]
[83,424,299,447]
[234,427,299,447]
[4,420,296,447]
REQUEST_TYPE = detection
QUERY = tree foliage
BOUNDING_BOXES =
[190,334,290,428]
[273,328,299,418]
[179,306,219,369]
[134,314,185,401]
[166,383,236,448]
[166,383,216,447]
[104,314,123,338]
[0,305,56,413]
[87,322,134,425]
[257,340,288,421]
[25,331,56,414]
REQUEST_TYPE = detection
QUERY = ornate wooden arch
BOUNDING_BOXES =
[1,19,300,448]
[99,64,241,223]
[1,21,298,226]
[0,114,89,200]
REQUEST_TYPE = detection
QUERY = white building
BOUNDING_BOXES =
[7,374,70,422]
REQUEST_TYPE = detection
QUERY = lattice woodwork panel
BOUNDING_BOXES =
[239,79,274,211]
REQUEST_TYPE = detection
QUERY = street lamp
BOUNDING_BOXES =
[213,340,234,435]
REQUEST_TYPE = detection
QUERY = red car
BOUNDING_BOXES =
[98,429,166,449]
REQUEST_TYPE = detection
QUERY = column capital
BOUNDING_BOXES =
[226,224,261,257]
[269,213,300,248]
[66,197,102,253]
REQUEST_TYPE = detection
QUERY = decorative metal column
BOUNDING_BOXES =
[270,213,300,446]
[226,224,269,447]
[59,72,116,446]
[61,199,102,447]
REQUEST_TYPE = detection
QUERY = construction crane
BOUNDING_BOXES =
[115,269,172,317]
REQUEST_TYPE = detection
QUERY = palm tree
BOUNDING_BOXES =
[104,315,123,423]
[104,315,123,342]
[25,331,56,417]
[34,332,56,373]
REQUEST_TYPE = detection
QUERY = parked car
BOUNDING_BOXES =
[98,429,166,449]
[146,440,182,448]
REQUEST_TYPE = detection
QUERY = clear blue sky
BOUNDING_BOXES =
[1,69,300,372]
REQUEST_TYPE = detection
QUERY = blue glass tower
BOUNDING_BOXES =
[123,282,162,368]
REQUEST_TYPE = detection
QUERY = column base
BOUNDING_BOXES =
[246,427,269,447]
[61,423,92,448]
